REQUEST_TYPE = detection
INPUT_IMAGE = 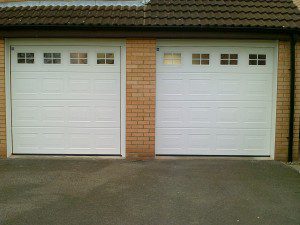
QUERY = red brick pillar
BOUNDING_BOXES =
[126,39,156,160]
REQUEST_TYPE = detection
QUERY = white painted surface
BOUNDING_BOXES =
[156,44,277,156]
[11,45,121,155]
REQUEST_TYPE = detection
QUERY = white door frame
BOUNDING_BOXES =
[5,38,126,158]
[156,39,278,159]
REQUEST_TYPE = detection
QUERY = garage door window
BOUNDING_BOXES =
[220,54,238,65]
[192,54,210,65]
[97,53,114,65]
[70,53,88,64]
[249,54,266,65]
[163,53,181,65]
[17,53,34,64]
[44,53,61,64]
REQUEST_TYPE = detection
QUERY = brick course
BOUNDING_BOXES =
[0,39,6,158]
[126,39,156,160]
[275,41,300,161]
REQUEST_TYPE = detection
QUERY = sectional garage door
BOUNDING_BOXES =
[156,44,276,156]
[11,45,121,155]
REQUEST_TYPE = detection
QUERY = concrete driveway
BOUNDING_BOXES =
[0,158,299,225]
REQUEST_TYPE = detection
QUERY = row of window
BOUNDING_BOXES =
[17,52,115,65]
[163,53,267,66]
[17,52,267,66]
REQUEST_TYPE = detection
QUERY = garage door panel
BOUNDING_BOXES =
[216,77,242,96]
[12,100,120,128]
[157,47,274,74]
[245,73,273,95]
[157,101,215,128]
[215,101,272,128]
[12,72,120,100]
[187,77,213,96]
[12,46,120,73]
[156,44,276,156]
[156,128,271,156]
[13,127,120,155]
[157,74,272,101]
[155,104,185,128]
[157,77,185,99]
[11,45,121,155]
[157,101,271,129]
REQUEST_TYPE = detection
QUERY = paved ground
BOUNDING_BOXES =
[288,161,300,173]
[0,158,299,225]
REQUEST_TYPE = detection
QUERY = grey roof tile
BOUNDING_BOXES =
[0,0,299,29]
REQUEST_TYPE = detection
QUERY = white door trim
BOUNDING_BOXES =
[156,39,278,159]
[5,38,126,157]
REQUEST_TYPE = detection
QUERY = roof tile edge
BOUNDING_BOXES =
[0,0,151,7]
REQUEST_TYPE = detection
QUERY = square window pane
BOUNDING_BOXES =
[173,53,181,59]
[44,59,52,64]
[97,59,105,64]
[106,59,114,64]
[26,53,34,58]
[53,53,61,58]
[249,60,257,65]
[97,53,105,58]
[26,58,34,64]
[106,53,114,58]
[79,58,87,64]
[230,54,238,59]
[201,60,209,65]
[79,53,87,58]
[221,54,229,59]
[192,60,200,65]
[221,60,229,65]
[17,53,25,58]
[258,54,266,59]
[192,54,200,59]
[18,59,25,63]
[44,53,52,58]
[70,53,78,58]
[163,59,173,65]
[164,53,173,59]
[258,60,266,65]
[249,54,257,59]
[230,60,238,65]
[53,59,61,64]
[173,59,181,65]
[201,54,209,59]
[70,58,78,64]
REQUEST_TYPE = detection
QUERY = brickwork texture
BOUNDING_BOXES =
[0,39,6,158]
[126,39,156,160]
[275,41,300,161]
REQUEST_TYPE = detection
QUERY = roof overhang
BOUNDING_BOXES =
[0,25,298,40]
[0,0,150,7]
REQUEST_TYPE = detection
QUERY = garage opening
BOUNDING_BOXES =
[156,43,277,156]
[10,45,121,155]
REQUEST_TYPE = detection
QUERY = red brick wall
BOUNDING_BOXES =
[275,41,300,161]
[0,39,6,158]
[126,39,156,160]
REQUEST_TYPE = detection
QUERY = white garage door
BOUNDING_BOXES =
[156,44,276,156]
[11,45,121,155]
